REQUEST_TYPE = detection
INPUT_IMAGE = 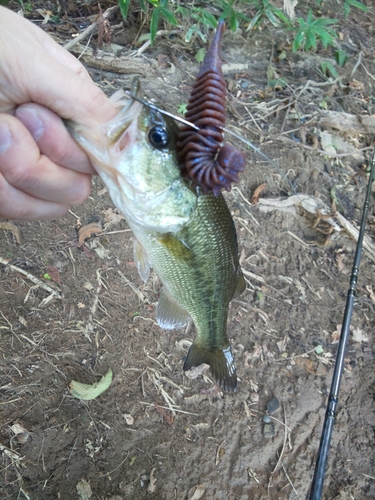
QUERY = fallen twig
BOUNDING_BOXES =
[257,195,375,263]
[63,5,119,51]
[0,257,61,301]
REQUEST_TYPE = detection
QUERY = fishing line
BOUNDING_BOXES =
[124,91,200,130]
[309,146,375,500]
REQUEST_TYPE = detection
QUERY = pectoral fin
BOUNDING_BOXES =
[183,340,237,392]
[133,239,151,282]
[156,288,191,330]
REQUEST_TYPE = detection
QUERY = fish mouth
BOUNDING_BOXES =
[104,79,144,146]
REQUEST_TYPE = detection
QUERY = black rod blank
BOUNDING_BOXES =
[309,149,375,500]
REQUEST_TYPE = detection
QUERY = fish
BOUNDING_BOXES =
[67,29,245,392]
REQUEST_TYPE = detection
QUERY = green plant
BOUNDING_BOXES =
[17,0,33,11]
[244,0,291,31]
[343,0,368,18]
[292,10,338,52]
[335,49,348,67]
[177,103,188,114]
[119,0,177,45]
[321,61,339,78]
[175,5,217,43]
[216,0,249,31]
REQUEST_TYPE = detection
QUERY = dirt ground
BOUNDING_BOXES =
[1,1,375,499]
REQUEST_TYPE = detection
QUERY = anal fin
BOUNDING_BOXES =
[156,288,191,330]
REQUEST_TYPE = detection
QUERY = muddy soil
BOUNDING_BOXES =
[1,2,375,499]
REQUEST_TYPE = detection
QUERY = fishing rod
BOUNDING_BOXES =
[309,146,375,500]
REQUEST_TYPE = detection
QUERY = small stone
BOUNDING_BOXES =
[240,80,250,89]
[123,413,134,425]
[250,392,259,404]
[263,415,271,423]
[267,397,280,413]
[263,423,275,438]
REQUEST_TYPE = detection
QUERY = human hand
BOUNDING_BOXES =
[0,7,117,220]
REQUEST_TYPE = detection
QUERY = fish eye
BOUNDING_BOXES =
[148,126,169,150]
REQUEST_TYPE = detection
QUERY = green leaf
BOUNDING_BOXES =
[335,49,348,67]
[185,25,196,43]
[273,9,292,26]
[346,0,368,11]
[267,78,288,89]
[321,61,339,78]
[218,0,234,21]
[43,273,51,280]
[161,6,177,25]
[314,29,334,49]
[195,47,206,63]
[264,9,279,27]
[306,30,317,50]
[315,345,324,355]
[70,369,113,401]
[201,10,218,29]
[292,31,305,51]
[150,8,161,45]
[177,103,188,114]
[317,18,338,26]
[118,0,129,20]
[175,5,188,16]
[229,8,238,31]
[247,10,263,31]
[138,33,151,43]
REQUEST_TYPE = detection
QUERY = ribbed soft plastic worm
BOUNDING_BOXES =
[176,21,245,195]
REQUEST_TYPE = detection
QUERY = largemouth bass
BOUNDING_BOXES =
[68,80,245,391]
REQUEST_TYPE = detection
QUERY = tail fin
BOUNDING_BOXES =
[183,341,237,392]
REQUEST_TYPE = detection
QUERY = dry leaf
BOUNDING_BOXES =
[295,357,316,374]
[0,222,21,244]
[70,369,113,400]
[347,79,364,90]
[46,265,61,284]
[103,208,124,226]
[331,325,342,344]
[352,328,369,343]
[10,422,30,444]
[155,405,174,426]
[283,0,298,19]
[123,413,134,425]
[78,222,102,246]
[76,479,92,500]
[366,285,375,303]
[35,8,53,23]
[335,253,348,273]
[251,183,267,204]
[189,484,206,500]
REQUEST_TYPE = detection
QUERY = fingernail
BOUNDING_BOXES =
[16,107,44,141]
[0,122,12,154]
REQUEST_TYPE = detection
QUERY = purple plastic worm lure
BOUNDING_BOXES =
[176,21,245,196]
